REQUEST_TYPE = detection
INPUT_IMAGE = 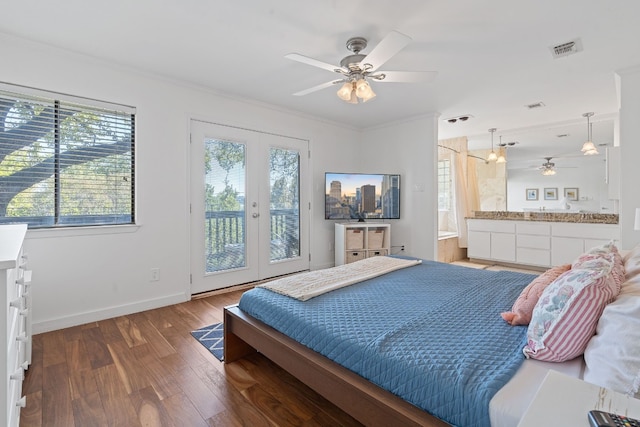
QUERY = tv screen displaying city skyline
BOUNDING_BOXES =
[325,172,400,220]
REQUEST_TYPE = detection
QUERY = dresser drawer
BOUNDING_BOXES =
[517,235,550,250]
[8,370,24,427]
[516,222,551,235]
[1,224,30,427]
[468,219,516,233]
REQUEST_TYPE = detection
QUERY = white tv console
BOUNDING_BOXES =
[335,223,391,266]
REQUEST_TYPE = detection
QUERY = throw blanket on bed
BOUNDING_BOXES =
[240,259,536,427]
[258,256,421,301]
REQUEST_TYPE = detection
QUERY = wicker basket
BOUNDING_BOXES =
[367,249,389,258]
[346,251,366,263]
[346,229,364,249]
[367,228,385,249]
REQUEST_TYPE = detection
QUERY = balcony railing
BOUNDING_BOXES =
[205,208,299,271]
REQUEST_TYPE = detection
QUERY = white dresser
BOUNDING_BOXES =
[0,224,31,427]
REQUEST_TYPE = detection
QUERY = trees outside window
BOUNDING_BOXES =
[0,86,135,228]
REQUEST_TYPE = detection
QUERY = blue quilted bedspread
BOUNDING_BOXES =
[238,259,535,427]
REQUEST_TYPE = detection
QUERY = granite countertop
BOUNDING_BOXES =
[469,211,619,224]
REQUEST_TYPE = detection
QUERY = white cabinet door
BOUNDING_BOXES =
[491,233,516,262]
[517,248,551,267]
[468,231,490,259]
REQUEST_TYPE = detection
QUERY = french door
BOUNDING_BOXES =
[189,120,309,294]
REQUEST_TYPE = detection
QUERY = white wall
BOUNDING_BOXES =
[361,116,439,260]
[618,66,640,250]
[2,34,438,333]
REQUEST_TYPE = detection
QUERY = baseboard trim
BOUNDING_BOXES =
[32,292,188,334]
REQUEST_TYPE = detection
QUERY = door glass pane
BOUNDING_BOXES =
[269,147,300,262]
[204,139,246,273]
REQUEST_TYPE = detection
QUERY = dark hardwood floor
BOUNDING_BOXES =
[20,289,363,427]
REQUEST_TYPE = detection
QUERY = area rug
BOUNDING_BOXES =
[191,322,224,361]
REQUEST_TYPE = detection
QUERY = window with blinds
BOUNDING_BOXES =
[0,85,135,228]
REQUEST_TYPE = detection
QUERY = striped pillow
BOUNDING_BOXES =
[523,252,621,362]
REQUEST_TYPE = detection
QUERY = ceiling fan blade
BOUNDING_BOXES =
[293,80,343,96]
[374,70,437,83]
[361,30,412,72]
[285,53,344,73]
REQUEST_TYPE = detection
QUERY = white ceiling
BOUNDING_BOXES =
[2,0,639,167]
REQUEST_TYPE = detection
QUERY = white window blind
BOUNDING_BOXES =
[0,85,135,228]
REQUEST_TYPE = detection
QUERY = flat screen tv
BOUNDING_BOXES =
[325,172,400,220]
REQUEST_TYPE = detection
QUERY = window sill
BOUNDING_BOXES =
[25,223,141,240]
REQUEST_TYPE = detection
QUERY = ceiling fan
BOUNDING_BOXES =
[513,156,579,175]
[539,157,557,175]
[537,157,579,175]
[285,30,437,103]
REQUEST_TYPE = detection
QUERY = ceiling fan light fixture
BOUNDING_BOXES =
[542,168,556,176]
[336,82,353,101]
[355,78,376,101]
[361,86,376,102]
[347,88,358,104]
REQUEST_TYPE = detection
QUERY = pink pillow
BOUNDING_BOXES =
[501,264,571,326]
[523,252,622,362]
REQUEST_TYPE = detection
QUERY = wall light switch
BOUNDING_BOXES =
[413,183,426,192]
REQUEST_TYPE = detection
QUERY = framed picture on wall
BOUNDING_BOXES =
[544,187,558,200]
[564,187,579,201]
[526,188,538,201]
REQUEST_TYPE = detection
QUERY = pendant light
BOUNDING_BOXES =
[496,135,507,163]
[581,112,599,155]
[487,128,498,162]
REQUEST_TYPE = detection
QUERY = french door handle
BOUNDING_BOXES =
[252,213,260,218]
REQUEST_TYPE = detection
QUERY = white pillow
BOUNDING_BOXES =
[583,274,640,397]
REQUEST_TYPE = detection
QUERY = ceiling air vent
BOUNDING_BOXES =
[549,38,583,59]
[525,102,545,109]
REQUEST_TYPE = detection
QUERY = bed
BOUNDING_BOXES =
[224,247,640,427]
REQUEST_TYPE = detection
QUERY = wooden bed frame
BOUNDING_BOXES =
[224,304,449,427]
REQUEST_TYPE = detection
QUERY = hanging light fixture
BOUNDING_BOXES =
[496,135,507,163]
[581,112,599,155]
[541,157,557,175]
[487,128,498,161]
[336,82,353,101]
[336,77,376,104]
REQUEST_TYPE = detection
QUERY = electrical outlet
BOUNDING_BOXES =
[150,268,160,282]
[401,245,405,251]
